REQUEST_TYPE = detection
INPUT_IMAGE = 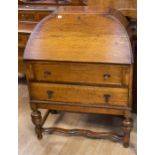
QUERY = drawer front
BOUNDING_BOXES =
[30,83,129,106]
[19,11,35,22]
[28,62,129,86]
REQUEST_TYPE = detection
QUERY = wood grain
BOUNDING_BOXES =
[42,126,123,141]
[18,22,36,33]
[19,0,86,6]
[24,12,133,64]
[31,101,127,115]
[30,82,129,106]
[19,10,53,22]
[87,0,137,18]
[26,61,129,86]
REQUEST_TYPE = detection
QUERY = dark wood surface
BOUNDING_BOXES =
[18,22,36,33]
[87,0,137,19]
[37,109,124,141]
[128,19,137,113]
[18,4,56,11]
[19,0,87,6]
[18,9,56,22]
[18,22,36,73]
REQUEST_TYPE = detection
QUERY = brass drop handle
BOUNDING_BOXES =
[103,94,111,104]
[44,71,51,77]
[103,74,111,80]
[47,90,54,99]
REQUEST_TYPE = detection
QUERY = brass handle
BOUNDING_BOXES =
[103,74,111,80]
[44,71,51,77]
[103,94,111,104]
[47,90,54,99]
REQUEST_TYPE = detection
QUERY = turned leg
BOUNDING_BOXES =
[122,115,133,148]
[31,110,43,140]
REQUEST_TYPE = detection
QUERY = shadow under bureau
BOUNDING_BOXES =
[24,8,133,147]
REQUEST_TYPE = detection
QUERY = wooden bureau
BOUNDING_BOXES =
[24,8,133,147]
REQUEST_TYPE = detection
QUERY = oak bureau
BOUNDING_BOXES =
[24,8,133,147]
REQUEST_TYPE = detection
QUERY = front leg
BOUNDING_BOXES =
[122,113,133,147]
[31,110,43,139]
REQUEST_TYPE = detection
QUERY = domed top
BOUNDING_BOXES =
[24,9,133,64]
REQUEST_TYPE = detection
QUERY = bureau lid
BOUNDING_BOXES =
[24,8,133,64]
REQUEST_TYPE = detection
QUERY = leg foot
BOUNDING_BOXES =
[31,110,43,140]
[122,116,133,148]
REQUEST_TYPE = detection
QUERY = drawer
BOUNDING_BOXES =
[28,62,129,86]
[19,11,35,22]
[30,83,129,106]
